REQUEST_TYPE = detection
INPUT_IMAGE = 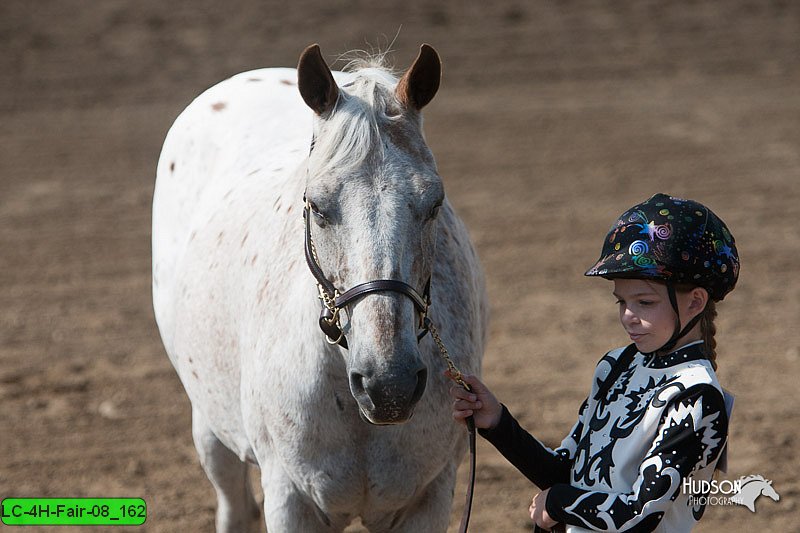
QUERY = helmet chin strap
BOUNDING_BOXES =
[650,282,704,356]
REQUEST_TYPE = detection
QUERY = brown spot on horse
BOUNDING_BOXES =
[257,279,269,303]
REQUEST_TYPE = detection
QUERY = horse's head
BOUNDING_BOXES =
[758,479,780,502]
[297,44,443,425]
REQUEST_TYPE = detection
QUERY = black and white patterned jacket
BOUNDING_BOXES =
[481,341,728,532]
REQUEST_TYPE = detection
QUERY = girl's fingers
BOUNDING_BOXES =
[456,373,479,390]
[444,370,484,393]
[448,385,478,403]
[453,408,473,419]
[453,398,482,410]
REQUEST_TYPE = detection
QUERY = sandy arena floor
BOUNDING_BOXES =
[1,1,798,531]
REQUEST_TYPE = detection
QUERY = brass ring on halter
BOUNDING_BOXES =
[325,328,345,345]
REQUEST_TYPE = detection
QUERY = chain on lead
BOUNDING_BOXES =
[317,282,338,313]
[426,319,471,393]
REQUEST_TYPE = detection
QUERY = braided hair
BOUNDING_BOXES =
[700,300,718,370]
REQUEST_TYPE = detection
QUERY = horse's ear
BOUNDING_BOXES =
[396,44,441,110]
[298,44,339,116]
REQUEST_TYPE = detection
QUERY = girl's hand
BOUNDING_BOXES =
[445,371,502,430]
[529,489,558,531]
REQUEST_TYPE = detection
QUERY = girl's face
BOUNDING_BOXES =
[612,279,707,354]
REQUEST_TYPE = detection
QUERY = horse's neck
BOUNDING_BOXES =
[743,481,762,494]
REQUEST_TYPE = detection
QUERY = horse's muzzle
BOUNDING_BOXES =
[348,365,428,425]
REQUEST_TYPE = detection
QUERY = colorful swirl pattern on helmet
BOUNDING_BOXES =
[585,193,739,300]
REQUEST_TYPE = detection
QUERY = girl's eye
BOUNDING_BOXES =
[638,300,654,306]
[615,299,624,306]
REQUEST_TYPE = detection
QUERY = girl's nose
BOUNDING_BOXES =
[621,307,640,325]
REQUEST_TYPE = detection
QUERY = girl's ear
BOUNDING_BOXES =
[688,287,710,317]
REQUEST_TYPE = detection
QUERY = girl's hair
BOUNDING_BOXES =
[700,300,718,370]
[676,283,719,369]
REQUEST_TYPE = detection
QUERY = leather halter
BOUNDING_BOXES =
[303,199,431,349]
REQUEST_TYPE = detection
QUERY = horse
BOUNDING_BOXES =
[152,43,488,532]
[730,475,780,512]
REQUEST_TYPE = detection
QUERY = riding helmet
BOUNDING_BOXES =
[585,193,739,301]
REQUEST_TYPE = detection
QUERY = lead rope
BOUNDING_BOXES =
[425,317,476,533]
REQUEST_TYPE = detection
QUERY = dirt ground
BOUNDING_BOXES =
[2,1,799,531]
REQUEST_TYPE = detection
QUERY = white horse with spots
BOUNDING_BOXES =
[152,44,487,532]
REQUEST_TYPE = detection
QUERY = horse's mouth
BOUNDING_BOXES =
[357,404,414,426]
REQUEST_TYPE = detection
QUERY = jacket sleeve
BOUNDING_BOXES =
[478,398,589,489]
[544,384,729,532]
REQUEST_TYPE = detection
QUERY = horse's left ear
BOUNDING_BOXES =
[396,44,441,110]
[298,44,339,116]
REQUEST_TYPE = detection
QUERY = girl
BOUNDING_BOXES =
[450,193,738,532]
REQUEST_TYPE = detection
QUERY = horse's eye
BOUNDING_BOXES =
[308,201,327,226]
[428,204,441,221]
[385,101,404,119]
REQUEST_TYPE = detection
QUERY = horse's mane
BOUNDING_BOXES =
[337,48,399,74]
[307,51,401,179]
[739,474,769,485]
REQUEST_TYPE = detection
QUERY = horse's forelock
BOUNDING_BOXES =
[337,48,398,75]
[307,64,413,180]
[307,88,381,179]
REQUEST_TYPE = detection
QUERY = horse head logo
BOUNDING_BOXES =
[730,475,780,512]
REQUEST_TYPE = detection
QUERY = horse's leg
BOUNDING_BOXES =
[192,406,261,533]
[259,461,347,533]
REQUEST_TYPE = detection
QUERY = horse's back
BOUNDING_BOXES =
[153,68,310,306]
[151,67,322,455]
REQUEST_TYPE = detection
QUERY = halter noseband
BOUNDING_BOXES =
[303,198,431,349]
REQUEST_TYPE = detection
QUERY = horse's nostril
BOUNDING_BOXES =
[349,371,376,413]
[410,367,427,406]
[350,372,367,395]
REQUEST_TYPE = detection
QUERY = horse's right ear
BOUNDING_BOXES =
[396,44,441,110]
[298,44,339,116]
